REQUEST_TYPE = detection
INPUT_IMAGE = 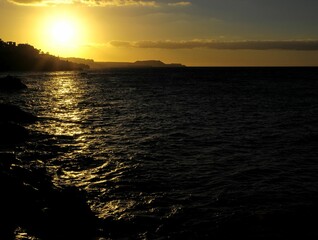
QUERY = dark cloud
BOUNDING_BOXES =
[109,41,133,47]
[168,1,191,6]
[110,40,318,51]
[8,0,158,6]
[8,0,43,4]
[7,0,191,7]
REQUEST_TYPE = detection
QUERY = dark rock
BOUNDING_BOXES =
[0,153,20,168]
[0,102,97,238]
[0,159,99,239]
[39,186,98,239]
[0,155,34,240]
[0,75,27,91]
[0,103,37,123]
[0,122,29,144]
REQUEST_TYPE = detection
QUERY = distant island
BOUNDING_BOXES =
[64,58,185,69]
[0,39,89,71]
[0,39,185,72]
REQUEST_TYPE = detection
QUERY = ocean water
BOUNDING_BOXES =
[1,67,318,239]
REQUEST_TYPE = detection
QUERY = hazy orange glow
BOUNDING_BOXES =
[1,0,318,65]
[36,11,90,57]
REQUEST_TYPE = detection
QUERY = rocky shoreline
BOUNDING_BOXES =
[0,76,99,239]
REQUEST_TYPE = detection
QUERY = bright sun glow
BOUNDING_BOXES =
[50,19,76,45]
[37,12,89,57]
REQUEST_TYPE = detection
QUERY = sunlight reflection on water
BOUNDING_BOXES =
[25,72,141,220]
[45,74,85,136]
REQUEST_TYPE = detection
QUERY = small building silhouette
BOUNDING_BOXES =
[7,41,16,46]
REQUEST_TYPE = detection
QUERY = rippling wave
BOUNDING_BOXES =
[1,67,318,238]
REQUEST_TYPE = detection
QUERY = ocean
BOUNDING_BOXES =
[1,67,318,239]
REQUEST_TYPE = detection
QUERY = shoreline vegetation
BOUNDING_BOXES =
[0,39,185,72]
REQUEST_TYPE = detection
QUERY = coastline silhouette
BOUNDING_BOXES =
[0,39,185,72]
[0,39,88,71]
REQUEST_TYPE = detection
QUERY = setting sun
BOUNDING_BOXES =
[50,19,77,45]
[35,12,90,57]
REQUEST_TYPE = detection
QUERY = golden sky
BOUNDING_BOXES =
[1,0,318,66]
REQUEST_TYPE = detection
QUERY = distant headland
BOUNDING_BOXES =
[64,58,186,69]
[0,39,185,72]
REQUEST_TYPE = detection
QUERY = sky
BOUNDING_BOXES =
[1,0,318,66]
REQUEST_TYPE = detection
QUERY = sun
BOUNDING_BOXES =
[49,19,78,45]
[38,13,88,56]
[49,18,77,45]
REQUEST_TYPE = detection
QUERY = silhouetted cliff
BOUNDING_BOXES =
[0,39,89,71]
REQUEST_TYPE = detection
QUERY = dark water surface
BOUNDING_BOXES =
[1,67,318,239]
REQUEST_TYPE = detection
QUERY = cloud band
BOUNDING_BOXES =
[8,0,191,7]
[109,40,318,51]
